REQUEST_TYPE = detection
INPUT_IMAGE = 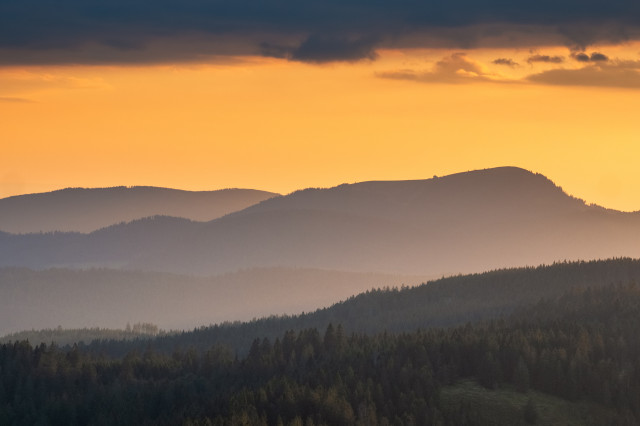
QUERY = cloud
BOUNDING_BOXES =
[0,70,112,101]
[572,52,610,62]
[492,58,519,67]
[0,0,639,64]
[527,54,565,64]
[0,96,33,103]
[377,51,640,90]
[527,60,640,89]
[292,35,379,63]
[261,35,379,63]
[590,52,609,62]
[558,22,632,51]
[574,53,591,62]
[379,53,512,84]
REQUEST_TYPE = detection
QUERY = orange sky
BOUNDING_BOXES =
[1,45,640,211]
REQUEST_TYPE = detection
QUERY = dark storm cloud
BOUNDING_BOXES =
[558,22,632,51]
[260,35,379,62]
[1,0,640,64]
[492,58,519,67]
[291,35,379,63]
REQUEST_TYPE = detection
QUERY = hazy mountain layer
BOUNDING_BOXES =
[0,186,277,233]
[77,258,640,356]
[2,167,640,276]
[0,267,425,336]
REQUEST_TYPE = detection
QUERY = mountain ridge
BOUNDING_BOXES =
[228,167,624,225]
[0,186,278,234]
[1,167,639,277]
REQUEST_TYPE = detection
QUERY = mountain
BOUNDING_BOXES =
[0,267,424,336]
[0,186,278,233]
[2,167,640,276]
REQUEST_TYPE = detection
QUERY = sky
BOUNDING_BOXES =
[1,0,640,211]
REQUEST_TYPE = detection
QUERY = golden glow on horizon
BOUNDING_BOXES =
[1,45,640,211]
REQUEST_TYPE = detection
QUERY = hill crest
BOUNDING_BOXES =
[0,186,278,234]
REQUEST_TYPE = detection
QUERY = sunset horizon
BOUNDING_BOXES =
[1,164,638,215]
[3,0,640,423]
[3,25,640,212]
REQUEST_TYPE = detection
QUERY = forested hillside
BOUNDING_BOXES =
[81,258,640,356]
[2,280,640,424]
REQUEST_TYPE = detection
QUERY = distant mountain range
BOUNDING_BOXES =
[2,167,639,276]
[0,186,278,233]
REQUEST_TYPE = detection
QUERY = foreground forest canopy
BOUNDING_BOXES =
[2,259,640,425]
[2,283,639,425]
